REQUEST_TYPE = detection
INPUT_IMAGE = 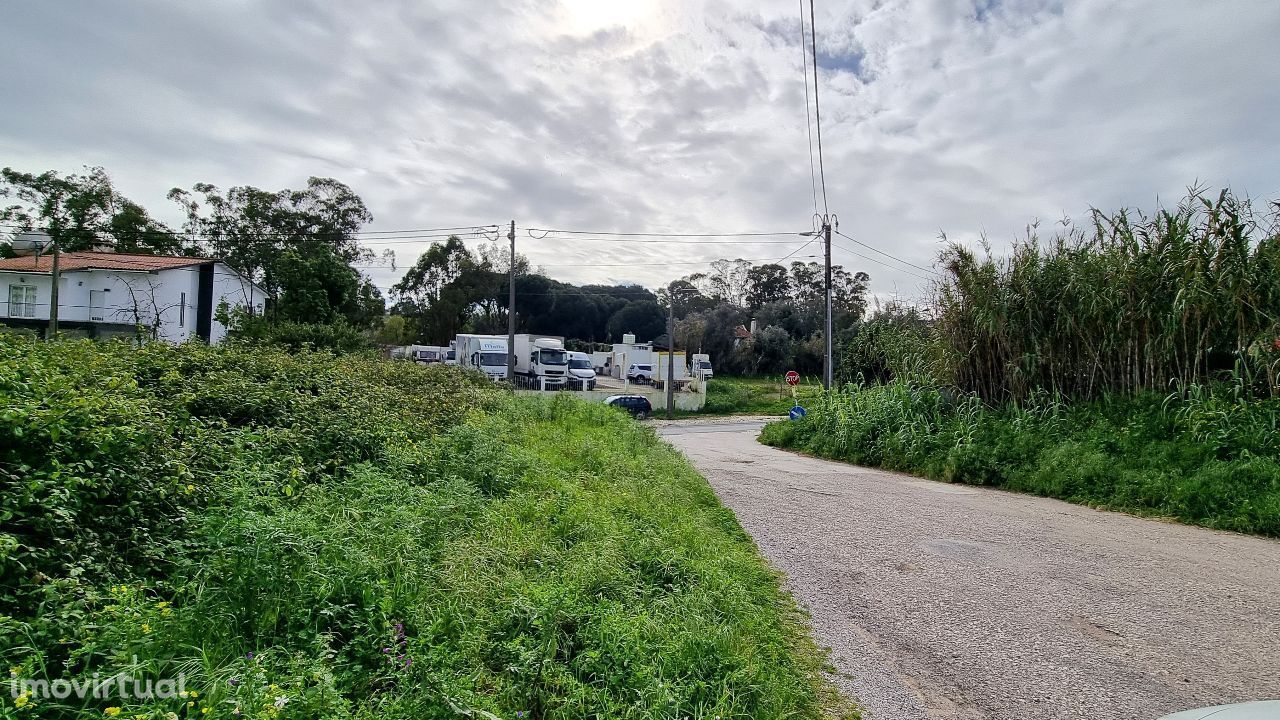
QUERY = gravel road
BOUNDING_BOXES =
[658,420,1280,720]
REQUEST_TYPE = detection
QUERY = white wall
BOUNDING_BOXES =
[1,262,263,343]
[209,262,264,344]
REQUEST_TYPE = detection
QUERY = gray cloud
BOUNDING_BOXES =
[2,0,1277,302]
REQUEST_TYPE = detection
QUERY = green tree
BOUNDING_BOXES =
[606,300,666,342]
[745,264,790,313]
[168,176,379,326]
[1,166,185,255]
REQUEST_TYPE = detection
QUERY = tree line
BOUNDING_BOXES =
[2,165,874,373]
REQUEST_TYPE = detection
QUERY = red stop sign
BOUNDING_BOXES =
[785,371,800,386]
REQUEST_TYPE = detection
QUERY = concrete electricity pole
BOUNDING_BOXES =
[506,220,516,382]
[47,234,61,339]
[666,284,676,419]
[823,217,833,390]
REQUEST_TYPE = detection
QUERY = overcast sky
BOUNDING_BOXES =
[2,0,1277,301]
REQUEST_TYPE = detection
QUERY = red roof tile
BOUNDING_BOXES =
[0,252,214,273]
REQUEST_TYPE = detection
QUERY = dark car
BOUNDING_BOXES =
[605,394,652,419]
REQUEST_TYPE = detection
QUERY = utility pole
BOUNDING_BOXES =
[47,234,60,340]
[823,217,833,390]
[666,284,676,419]
[506,220,516,382]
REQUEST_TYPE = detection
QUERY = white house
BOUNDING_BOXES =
[0,251,266,343]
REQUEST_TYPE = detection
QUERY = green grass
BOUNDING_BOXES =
[1,334,854,719]
[697,377,823,416]
[760,379,1280,536]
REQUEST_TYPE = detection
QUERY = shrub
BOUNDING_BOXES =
[1,332,847,719]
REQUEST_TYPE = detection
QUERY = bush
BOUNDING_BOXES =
[1,333,847,719]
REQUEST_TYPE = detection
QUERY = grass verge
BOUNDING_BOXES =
[759,379,1280,536]
[697,377,822,416]
[1,334,854,719]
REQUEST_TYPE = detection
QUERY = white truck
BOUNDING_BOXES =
[655,352,689,384]
[457,334,510,381]
[566,351,597,390]
[690,353,713,379]
[408,345,444,364]
[513,334,570,388]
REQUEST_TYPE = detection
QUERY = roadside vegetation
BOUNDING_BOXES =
[700,377,822,416]
[764,188,1280,536]
[1,334,852,719]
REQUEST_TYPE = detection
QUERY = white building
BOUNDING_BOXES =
[0,251,266,343]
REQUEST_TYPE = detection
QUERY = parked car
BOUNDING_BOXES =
[605,394,652,419]
[626,363,654,384]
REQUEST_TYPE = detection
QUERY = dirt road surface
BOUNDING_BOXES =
[658,420,1280,720]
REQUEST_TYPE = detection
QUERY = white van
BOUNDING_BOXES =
[567,351,596,390]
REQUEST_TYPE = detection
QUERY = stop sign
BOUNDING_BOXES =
[785,371,800,386]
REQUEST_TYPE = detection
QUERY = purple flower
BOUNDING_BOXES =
[403,657,411,669]
[245,652,254,660]
[382,647,391,654]
[228,678,240,687]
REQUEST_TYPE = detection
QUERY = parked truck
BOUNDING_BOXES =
[513,334,570,388]
[655,352,689,385]
[409,345,444,364]
[690,353,713,379]
[457,334,510,381]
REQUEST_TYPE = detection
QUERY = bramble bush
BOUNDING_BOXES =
[1,333,849,719]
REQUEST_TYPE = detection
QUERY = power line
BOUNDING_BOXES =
[830,239,935,282]
[834,229,940,276]
[523,235,806,245]
[809,0,829,216]
[524,227,804,238]
[0,222,497,240]
[799,0,819,217]
[779,236,818,262]
[356,254,821,270]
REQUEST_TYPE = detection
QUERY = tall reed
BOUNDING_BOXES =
[934,189,1280,403]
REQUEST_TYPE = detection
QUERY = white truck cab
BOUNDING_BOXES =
[690,353,713,379]
[458,334,509,381]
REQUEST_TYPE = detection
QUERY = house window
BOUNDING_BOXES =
[179,292,186,327]
[7,285,36,318]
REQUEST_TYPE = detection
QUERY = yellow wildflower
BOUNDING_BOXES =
[190,691,198,698]
[14,693,30,708]
[105,708,122,717]
[202,708,211,715]
[185,484,196,494]
[141,623,151,634]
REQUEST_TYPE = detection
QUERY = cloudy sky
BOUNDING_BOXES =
[2,0,1278,301]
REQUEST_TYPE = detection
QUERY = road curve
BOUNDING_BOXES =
[658,421,1280,720]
